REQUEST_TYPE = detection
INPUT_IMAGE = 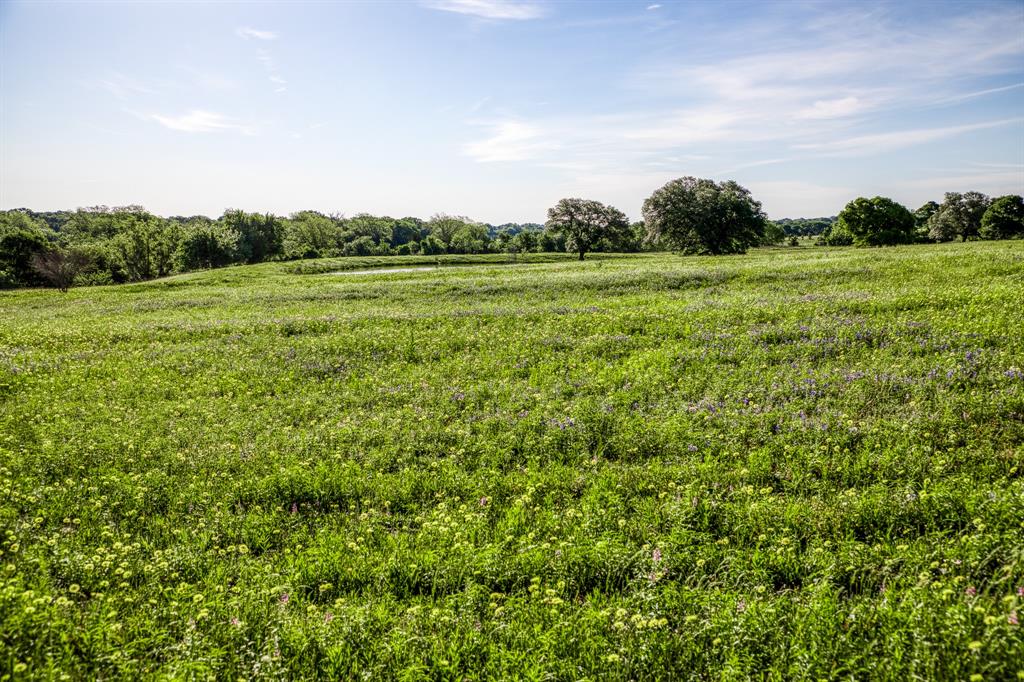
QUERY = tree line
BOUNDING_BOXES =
[2,177,1021,290]
[818,192,1024,247]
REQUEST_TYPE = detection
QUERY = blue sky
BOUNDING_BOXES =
[1,0,1022,222]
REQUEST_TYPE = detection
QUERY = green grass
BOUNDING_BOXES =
[1,242,1022,680]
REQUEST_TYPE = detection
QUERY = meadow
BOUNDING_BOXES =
[1,242,1022,680]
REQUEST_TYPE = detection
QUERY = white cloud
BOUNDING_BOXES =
[793,119,1023,157]
[423,0,546,20]
[463,121,552,161]
[96,72,158,100]
[797,97,867,120]
[646,4,661,9]
[236,27,278,40]
[150,110,258,135]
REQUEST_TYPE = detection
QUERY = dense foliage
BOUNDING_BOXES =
[544,198,631,260]
[0,208,630,290]
[834,196,916,247]
[2,189,1021,291]
[1,243,1022,679]
[642,177,768,255]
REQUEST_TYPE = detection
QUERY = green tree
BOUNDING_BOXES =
[834,196,915,247]
[0,227,51,287]
[283,211,341,259]
[545,198,630,261]
[927,191,990,242]
[979,195,1024,240]
[642,177,767,255]
[763,221,786,246]
[817,222,854,246]
[30,247,93,292]
[912,201,939,242]
[110,214,180,281]
[221,210,283,263]
[177,220,239,270]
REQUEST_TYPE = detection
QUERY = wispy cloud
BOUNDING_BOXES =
[95,72,158,100]
[646,4,661,9]
[256,48,287,92]
[464,121,552,161]
[463,4,1024,177]
[932,82,1024,106]
[150,110,258,135]
[423,0,546,20]
[236,27,278,40]
[793,119,1023,157]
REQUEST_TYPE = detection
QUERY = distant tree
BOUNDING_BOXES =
[817,222,854,246]
[979,195,1024,240]
[31,247,93,292]
[391,218,424,247]
[420,234,446,255]
[913,201,939,242]
[283,211,341,259]
[110,214,180,281]
[834,196,915,247]
[763,221,786,246]
[221,210,283,263]
[928,191,990,242]
[426,214,475,248]
[343,235,376,257]
[511,229,539,253]
[345,214,394,248]
[177,220,239,270]
[642,177,767,255]
[0,228,51,287]
[448,222,491,254]
[545,198,630,260]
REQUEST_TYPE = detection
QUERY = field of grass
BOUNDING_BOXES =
[1,243,1022,680]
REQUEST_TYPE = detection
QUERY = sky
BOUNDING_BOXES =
[1,0,1023,223]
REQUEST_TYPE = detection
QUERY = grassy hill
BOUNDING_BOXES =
[1,242,1022,679]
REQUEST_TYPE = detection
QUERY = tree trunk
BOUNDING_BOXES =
[578,250,585,261]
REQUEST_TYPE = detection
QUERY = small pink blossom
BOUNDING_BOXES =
[965,586,977,597]
[280,592,290,605]
[230,617,241,627]
[1008,611,1018,626]
[324,612,334,623]
[291,503,298,515]
[652,548,662,563]
[1017,586,1024,597]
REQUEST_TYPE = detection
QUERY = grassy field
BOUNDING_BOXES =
[1,243,1022,680]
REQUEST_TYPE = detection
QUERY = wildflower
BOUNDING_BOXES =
[324,611,334,623]
[280,592,290,605]
[230,617,241,627]
[966,586,977,597]
[1010,611,1019,626]
[652,548,662,563]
